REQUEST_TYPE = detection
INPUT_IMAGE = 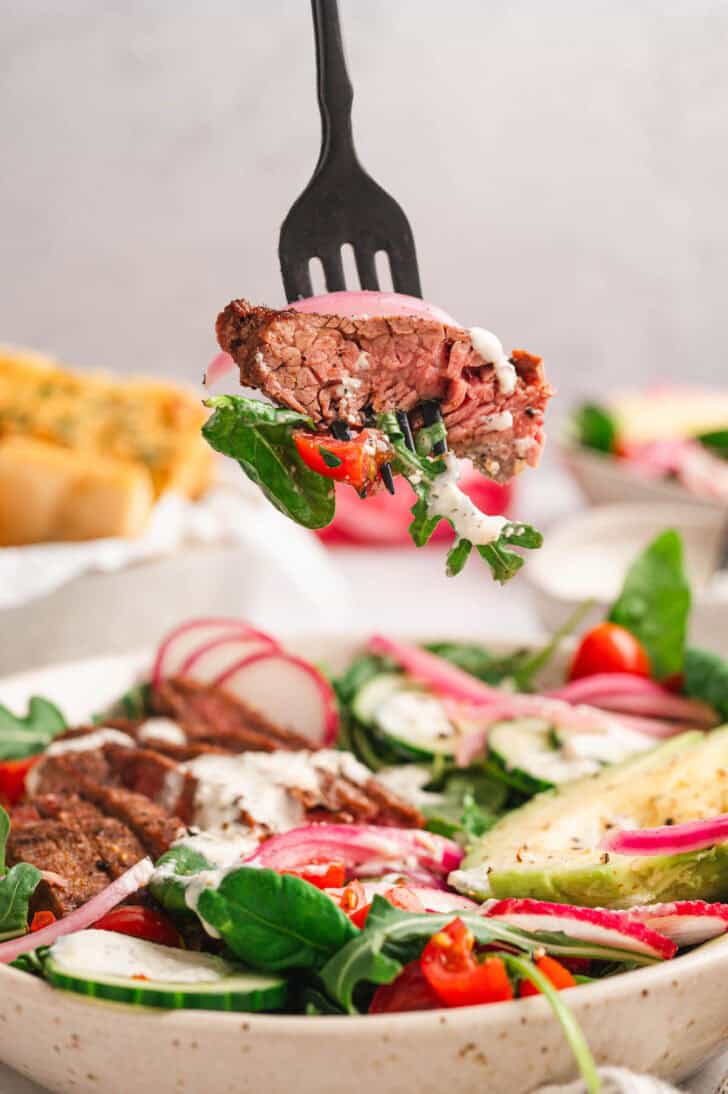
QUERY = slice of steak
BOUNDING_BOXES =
[152,678,311,752]
[7,796,128,916]
[104,745,198,825]
[33,795,147,881]
[27,748,116,798]
[78,782,184,860]
[362,778,424,828]
[216,300,552,482]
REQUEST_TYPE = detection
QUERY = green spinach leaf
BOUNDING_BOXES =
[683,647,728,720]
[609,529,690,679]
[697,429,728,461]
[203,396,335,529]
[195,867,358,971]
[0,697,66,760]
[571,402,618,454]
[0,807,41,942]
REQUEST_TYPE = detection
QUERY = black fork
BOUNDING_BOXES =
[279,0,422,301]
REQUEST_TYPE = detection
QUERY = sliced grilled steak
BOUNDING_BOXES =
[104,745,198,824]
[7,795,146,916]
[152,678,311,751]
[77,783,184,861]
[216,300,552,482]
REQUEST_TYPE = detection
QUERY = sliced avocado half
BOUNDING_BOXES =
[451,729,728,908]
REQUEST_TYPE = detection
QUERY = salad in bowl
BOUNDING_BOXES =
[1,530,728,1092]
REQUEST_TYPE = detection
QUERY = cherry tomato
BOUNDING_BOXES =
[519,955,576,997]
[420,918,514,1008]
[30,910,56,933]
[0,757,39,807]
[281,861,346,890]
[293,429,392,496]
[328,880,372,927]
[93,906,182,948]
[569,622,651,681]
[369,960,443,1013]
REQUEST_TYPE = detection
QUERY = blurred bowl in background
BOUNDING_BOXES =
[559,437,726,511]
[526,501,728,649]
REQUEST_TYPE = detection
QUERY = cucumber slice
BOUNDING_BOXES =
[351,673,409,725]
[489,718,601,794]
[44,930,287,1012]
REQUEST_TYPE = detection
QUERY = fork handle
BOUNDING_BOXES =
[311,0,356,164]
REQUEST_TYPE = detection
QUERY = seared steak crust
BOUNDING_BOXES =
[216,300,552,482]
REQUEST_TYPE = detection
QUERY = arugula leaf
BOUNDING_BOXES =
[149,845,214,917]
[423,770,508,840]
[446,538,472,576]
[608,529,690,679]
[571,402,618,453]
[683,647,728,721]
[378,412,542,584]
[0,697,66,760]
[195,867,358,971]
[502,955,600,1094]
[203,396,335,529]
[697,429,728,460]
[0,807,40,942]
[320,896,535,1012]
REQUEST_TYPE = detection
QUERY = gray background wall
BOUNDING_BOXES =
[2,0,727,414]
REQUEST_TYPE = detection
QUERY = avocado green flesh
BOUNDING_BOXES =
[456,729,728,908]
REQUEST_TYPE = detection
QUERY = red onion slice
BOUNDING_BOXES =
[368,636,503,705]
[290,291,460,327]
[203,351,236,387]
[548,675,717,727]
[0,858,154,965]
[602,813,728,857]
[245,823,463,877]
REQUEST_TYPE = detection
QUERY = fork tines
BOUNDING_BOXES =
[421,402,447,455]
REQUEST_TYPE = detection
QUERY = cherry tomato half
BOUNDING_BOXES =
[30,910,56,933]
[569,622,651,681]
[420,918,514,1008]
[92,905,182,948]
[0,757,39,807]
[369,960,443,1014]
[281,861,347,890]
[293,429,392,496]
[519,955,576,997]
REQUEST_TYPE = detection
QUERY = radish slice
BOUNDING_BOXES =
[407,887,480,913]
[368,636,503,705]
[245,824,463,877]
[626,902,728,947]
[203,351,236,387]
[485,898,676,960]
[601,813,728,857]
[151,618,266,687]
[290,291,461,327]
[215,651,338,747]
[179,633,277,684]
[0,858,154,965]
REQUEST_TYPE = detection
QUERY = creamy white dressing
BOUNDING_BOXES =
[427,454,507,547]
[51,929,232,982]
[182,750,372,837]
[137,719,187,746]
[469,327,517,396]
[482,411,513,432]
[376,765,446,810]
[45,728,135,756]
[558,723,653,766]
[172,831,259,868]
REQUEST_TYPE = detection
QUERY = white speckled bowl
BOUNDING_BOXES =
[2,642,728,1094]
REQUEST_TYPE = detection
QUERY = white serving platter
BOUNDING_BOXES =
[1,639,728,1094]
